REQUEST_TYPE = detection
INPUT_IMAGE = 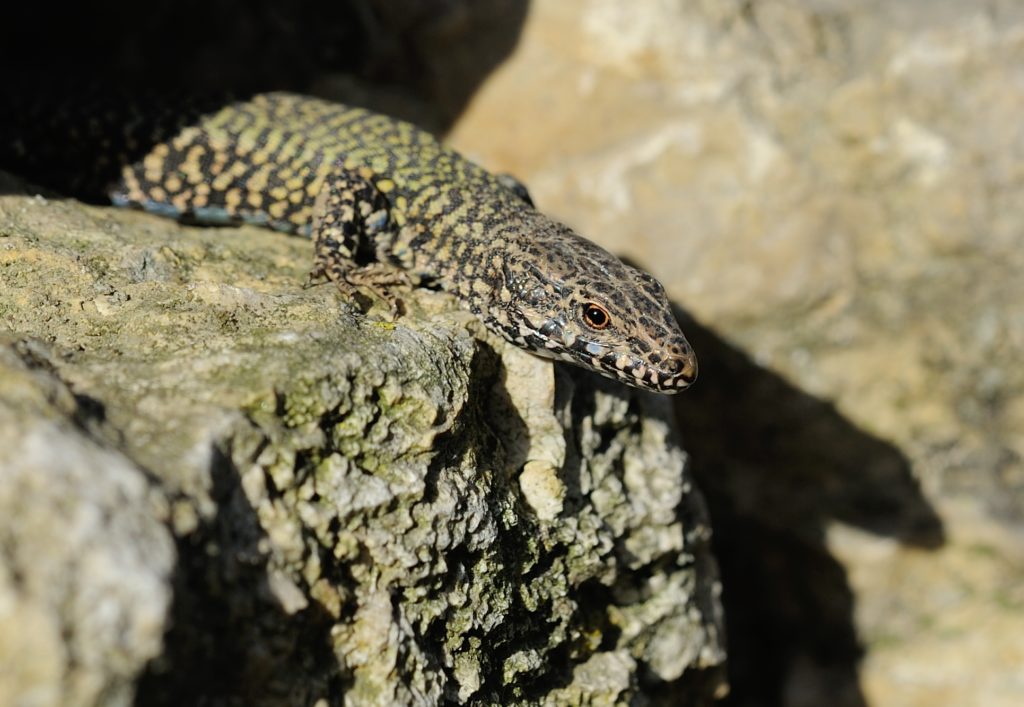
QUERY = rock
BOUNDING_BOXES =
[447,1,1024,705]
[0,344,175,707]
[0,191,724,706]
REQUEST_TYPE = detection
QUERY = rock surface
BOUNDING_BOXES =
[0,345,174,707]
[445,1,1024,706]
[0,190,724,706]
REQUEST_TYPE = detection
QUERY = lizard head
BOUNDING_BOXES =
[490,221,697,394]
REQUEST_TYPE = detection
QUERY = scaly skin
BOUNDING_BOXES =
[5,92,697,392]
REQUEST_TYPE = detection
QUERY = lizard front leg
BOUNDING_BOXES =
[309,163,412,310]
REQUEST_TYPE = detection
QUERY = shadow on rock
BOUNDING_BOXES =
[134,443,341,707]
[0,1,530,199]
[671,309,944,707]
[0,0,529,130]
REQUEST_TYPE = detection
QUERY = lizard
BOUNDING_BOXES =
[1,92,697,393]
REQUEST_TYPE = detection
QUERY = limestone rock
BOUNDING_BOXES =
[0,191,724,706]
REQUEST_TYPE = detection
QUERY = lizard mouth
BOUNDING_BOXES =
[525,329,696,393]
[510,315,696,393]
[593,349,697,393]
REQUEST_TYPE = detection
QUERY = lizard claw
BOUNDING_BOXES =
[308,260,411,318]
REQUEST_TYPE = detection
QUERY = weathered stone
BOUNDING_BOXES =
[0,344,175,707]
[0,190,724,706]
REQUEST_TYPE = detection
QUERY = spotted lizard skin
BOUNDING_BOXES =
[2,92,697,392]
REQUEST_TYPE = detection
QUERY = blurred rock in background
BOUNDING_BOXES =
[446,1,1024,705]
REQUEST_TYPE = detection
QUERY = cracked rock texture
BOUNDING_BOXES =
[0,191,724,706]
[446,1,1024,706]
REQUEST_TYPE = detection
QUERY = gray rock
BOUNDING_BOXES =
[0,343,175,707]
[0,192,724,706]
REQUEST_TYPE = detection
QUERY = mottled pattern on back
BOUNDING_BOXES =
[113,93,516,237]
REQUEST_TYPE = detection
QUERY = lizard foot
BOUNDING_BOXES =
[345,263,414,318]
[310,261,413,319]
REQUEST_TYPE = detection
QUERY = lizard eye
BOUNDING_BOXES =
[582,303,611,330]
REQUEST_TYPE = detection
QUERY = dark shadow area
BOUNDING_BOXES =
[472,339,579,702]
[135,443,344,707]
[0,0,529,127]
[670,309,945,707]
[0,1,530,196]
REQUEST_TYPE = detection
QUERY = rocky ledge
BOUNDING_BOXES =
[0,189,724,706]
